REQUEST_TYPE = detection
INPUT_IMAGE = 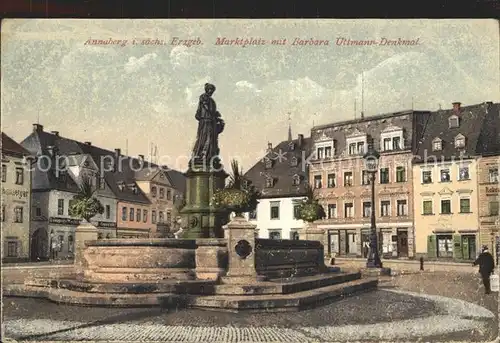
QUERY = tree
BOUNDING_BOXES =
[296,184,326,223]
[211,159,261,216]
[68,176,104,222]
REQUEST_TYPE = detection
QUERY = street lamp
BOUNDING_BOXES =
[363,141,382,268]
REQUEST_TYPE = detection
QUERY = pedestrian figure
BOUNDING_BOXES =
[473,245,495,294]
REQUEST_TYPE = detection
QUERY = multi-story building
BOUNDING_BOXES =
[309,110,431,259]
[20,124,186,257]
[1,132,33,262]
[413,102,498,261]
[475,103,500,259]
[243,133,312,239]
[135,164,180,237]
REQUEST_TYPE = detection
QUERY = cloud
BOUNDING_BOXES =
[124,53,157,73]
[235,80,261,93]
[185,76,211,106]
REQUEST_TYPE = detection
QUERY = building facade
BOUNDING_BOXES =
[413,102,498,261]
[243,133,311,239]
[1,132,33,262]
[309,110,430,259]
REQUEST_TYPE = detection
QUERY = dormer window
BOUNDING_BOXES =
[454,134,466,149]
[292,174,300,186]
[314,141,335,160]
[432,138,442,151]
[289,143,295,151]
[117,182,125,191]
[264,157,272,169]
[131,184,138,194]
[448,115,459,129]
[290,156,298,167]
[242,179,249,189]
[380,125,404,152]
[265,176,274,188]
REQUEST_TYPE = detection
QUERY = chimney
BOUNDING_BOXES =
[297,134,304,147]
[84,141,91,145]
[114,148,121,156]
[452,102,461,112]
[32,124,44,132]
[113,149,121,172]
[267,142,272,150]
[51,131,59,137]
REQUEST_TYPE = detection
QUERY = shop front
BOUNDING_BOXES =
[427,230,478,261]
[47,217,80,260]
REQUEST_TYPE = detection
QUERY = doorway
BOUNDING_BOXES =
[396,229,409,258]
[30,228,48,261]
[328,231,339,256]
[461,235,476,260]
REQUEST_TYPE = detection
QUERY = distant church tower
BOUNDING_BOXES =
[288,112,292,141]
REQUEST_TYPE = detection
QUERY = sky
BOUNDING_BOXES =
[1,19,499,172]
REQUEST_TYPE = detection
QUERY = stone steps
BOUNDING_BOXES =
[214,271,361,295]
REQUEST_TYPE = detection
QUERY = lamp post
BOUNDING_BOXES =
[363,142,382,268]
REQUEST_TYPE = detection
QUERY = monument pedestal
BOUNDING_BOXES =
[221,216,267,284]
[74,220,98,276]
[181,166,228,238]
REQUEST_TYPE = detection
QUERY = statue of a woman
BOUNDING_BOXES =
[190,83,224,169]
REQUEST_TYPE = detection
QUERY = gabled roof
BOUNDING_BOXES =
[415,102,499,162]
[20,128,186,203]
[1,132,31,157]
[244,135,312,198]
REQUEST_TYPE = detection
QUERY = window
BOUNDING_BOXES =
[396,167,406,182]
[422,171,432,184]
[489,201,499,216]
[397,200,407,216]
[167,189,172,200]
[383,138,392,151]
[344,172,353,187]
[290,231,300,240]
[392,137,401,150]
[423,200,433,215]
[380,201,390,217]
[57,199,64,215]
[159,188,165,199]
[459,198,470,213]
[290,156,298,166]
[143,209,148,223]
[344,203,354,218]
[293,205,301,219]
[327,173,336,188]
[356,142,364,154]
[458,166,469,180]
[36,207,41,217]
[292,174,300,186]
[122,207,127,220]
[316,147,324,159]
[129,208,134,221]
[455,135,465,148]
[440,169,451,182]
[7,241,18,257]
[249,210,257,220]
[269,231,281,240]
[1,164,6,182]
[136,209,141,222]
[270,203,280,220]
[441,200,451,214]
[489,168,499,183]
[152,210,157,224]
[432,139,442,151]
[379,168,389,184]
[362,171,371,185]
[99,175,106,189]
[159,211,164,223]
[314,175,322,188]
[15,168,24,185]
[68,235,74,253]
[348,143,356,155]
[362,202,371,217]
[1,205,5,221]
[324,146,332,158]
[265,177,274,188]
[105,205,110,219]
[437,235,453,257]
[449,116,459,128]
[265,158,272,169]
[14,207,23,223]
[327,204,337,219]
[167,211,172,224]
[151,186,157,197]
